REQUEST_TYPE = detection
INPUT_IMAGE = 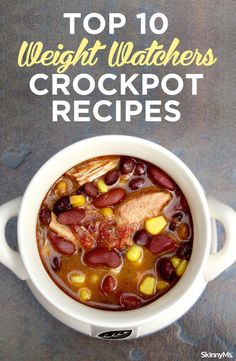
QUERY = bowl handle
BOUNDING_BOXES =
[0,197,28,280]
[204,196,236,281]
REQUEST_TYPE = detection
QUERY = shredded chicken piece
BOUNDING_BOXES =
[49,213,78,244]
[114,188,172,226]
[66,156,120,185]
[42,242,50,257]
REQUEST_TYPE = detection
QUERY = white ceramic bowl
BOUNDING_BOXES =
[0,135,235,340]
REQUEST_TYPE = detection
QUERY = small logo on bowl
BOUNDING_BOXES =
[98,330,132,340]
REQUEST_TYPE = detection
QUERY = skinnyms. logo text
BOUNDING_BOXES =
[201,351,233,359]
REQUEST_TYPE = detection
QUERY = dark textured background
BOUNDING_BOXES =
[0,1,236,360]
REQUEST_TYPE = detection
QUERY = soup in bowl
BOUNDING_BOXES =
[37,155,193,310]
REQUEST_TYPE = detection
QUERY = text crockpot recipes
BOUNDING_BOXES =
[29,73,203,122]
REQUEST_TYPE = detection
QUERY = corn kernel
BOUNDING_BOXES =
[126,245,143,262]
[100,207,113,219]
[171,256,181,268]
[56,181,67,195]
[156,281,169,290]
[139,276,156,296]
[90,274,99,283]
[79,287,91,302]
[70,272,85,284]
[176,259,188,276]
[70,195,86,207]
[97,179,108,193]
[144,216,167,235]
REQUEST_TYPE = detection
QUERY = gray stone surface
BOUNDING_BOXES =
[0,0,236,360]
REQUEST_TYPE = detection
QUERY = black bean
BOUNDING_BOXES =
[51,256,61,271]
[176,242,192,260]
[169,222,177,231]
[173,212,183,222]
[133,229,150,246]
[76,186,86,196]
[53,196,71,215]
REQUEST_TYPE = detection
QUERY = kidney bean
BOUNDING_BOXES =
[120,157,135,174]
[84,247,122,268]
[93,188,126,208]
[179,197,188,211]
[47,231,76,255]
[134,162,146,176]
[148,235,177,255]
[53,196,71,215]
[176,242,192,260]
[39,208,51,226]
[101,275,117,295]
[133,229,150,246]
[147,165,176,191]
[104,170,120,185]
[119,293,143,310]
[174,190,189,212]
[51,256,61,271]
[84,182,99,197]
[57,208,86,225]
[129,177,145,190]
[157,258,175,281]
